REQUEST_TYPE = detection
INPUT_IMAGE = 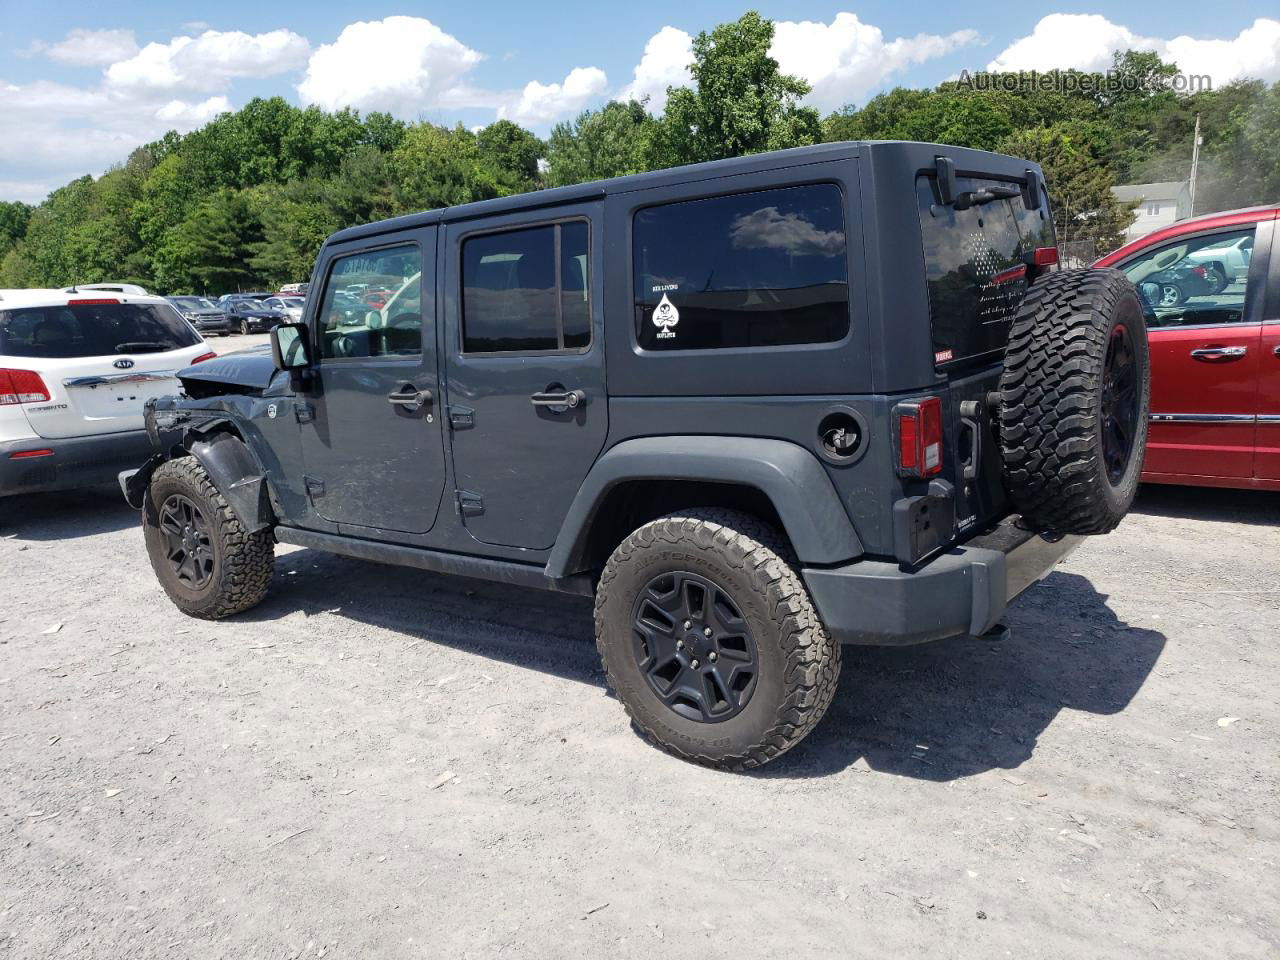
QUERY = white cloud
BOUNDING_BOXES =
[772,13,980,111]
[106,28,310,92]
[988,15,1280,84]
[619,26,692,111]
[40,28,139,67]
[498,66,608,126]
[0,79,233,202]
[297,16,483,114]
[620,14,979,115]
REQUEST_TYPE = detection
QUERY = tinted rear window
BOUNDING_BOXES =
[633,184,850,351]
[0,302,201,359]
[916,176,1054,366]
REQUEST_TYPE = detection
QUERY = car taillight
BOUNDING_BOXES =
[191,352,217,364]
[896,396,944,478]
[1191,265,1206,278]
[68,298,120,305]
[0,368,51,405]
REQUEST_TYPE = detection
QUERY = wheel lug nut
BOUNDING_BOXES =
[709,652,718,662]
[676,640,684,650]
[683,620,691,629]
[691,659,700,669]
[704,627,713,637]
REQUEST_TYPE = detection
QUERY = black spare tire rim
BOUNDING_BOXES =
[1101,323,1139,485]
[158,493,216,589]
[631,571,759,723]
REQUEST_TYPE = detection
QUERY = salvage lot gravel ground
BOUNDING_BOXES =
[1,477,1277,958]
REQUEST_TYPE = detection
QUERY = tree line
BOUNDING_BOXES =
[1,11,1277,294]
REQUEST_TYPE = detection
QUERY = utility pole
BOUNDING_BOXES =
[1188,113,1202,217]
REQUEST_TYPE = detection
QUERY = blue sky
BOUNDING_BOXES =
[3,2,1279,203]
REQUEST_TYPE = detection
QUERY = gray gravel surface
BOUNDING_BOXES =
[1,484,1276,958]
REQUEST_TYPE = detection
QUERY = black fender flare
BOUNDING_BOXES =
[125,423,274,533]
[545,436,863,578]
[184,428,274,533]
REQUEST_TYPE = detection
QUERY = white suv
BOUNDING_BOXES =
[1,289,215,497]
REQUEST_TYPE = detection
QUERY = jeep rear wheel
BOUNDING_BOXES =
[594,509,841,771]
[143,457,274,619]
[999,268,1150,535]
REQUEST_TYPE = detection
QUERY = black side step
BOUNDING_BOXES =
[273,526,594,597]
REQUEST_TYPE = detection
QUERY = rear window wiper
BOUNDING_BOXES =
[953,184,1021,210]
[115,341,169,353]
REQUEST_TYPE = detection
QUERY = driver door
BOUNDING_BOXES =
[297,229,447,534]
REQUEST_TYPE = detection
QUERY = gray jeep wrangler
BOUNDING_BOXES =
[123,141,1149,770]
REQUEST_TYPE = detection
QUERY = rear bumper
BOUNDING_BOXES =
[0,430,153,497]
[802,517,1083,645]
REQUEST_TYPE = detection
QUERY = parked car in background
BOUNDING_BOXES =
[0,289,214,497]
[1095,204,1279,490]
[166,296,231,337]
[278,282,308,295]
[261,296,305,322]
[222,298,287,335]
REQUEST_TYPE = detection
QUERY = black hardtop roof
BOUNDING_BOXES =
[325,140,1041,246]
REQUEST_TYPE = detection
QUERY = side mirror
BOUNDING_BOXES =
[271,322,311,370]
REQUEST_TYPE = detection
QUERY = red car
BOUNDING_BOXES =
[1095,205,1279,490]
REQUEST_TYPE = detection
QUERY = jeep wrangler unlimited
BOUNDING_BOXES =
[122,141,1149,770]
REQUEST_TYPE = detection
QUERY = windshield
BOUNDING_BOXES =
[0,302,201,358]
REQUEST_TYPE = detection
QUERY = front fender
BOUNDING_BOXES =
[545,436,863,578]
[186,430,274,533]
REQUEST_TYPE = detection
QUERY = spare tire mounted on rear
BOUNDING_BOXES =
[998,268,1150,535]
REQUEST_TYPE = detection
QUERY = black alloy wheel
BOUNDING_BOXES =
[157,493,215,589]
[1101,323,1139,485]
[630,570,759,722]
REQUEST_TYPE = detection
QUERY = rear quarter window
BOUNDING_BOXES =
[633,183,850,351]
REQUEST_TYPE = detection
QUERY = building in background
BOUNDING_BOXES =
[1112,181,1192,242]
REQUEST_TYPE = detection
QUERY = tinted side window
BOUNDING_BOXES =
[1117,226,1255,327]
[633,184,849,351]
[318,245,422,359]
[462,221,591,354]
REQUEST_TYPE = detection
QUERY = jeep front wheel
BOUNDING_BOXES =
[594,509,841,770]
[143,457,274,619]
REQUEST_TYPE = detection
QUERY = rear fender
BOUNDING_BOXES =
[545,436,863,578]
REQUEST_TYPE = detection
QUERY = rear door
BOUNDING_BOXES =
[1114,222,1268,481]
[297,230,448,534]
[442,203,607,550]
[0,298,206,439]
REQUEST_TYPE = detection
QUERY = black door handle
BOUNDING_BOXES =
[387,386,434,420]
[530,388,586,410]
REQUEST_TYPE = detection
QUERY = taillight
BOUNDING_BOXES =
[1032,247,1058,267]
[0,368,51,405]
[897,396,944,478]
[191,352,217,364]
[9,448,54,459]
[1191,265,1206,278]
[68,298,120,305]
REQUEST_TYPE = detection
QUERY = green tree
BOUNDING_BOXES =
[477,120,544,192]
[160,190,264,294]
[997,122,1135,252]
[658,11,820,165]
[0,201,32,258]
[545,100,659,186]
[392,123,504,210]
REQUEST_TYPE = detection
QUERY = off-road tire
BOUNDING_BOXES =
[594,509,841,771]
[143,457,274,619]
[999,268,1150,535]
